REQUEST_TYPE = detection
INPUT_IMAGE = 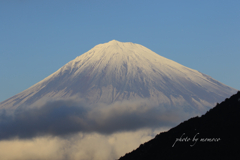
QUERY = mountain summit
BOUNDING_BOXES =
[0,40,237,113]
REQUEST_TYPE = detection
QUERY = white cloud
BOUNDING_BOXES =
[0,128,168,160]
[0,98,202,159]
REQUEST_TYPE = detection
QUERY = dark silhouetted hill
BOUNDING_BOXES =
[119,91,240,160]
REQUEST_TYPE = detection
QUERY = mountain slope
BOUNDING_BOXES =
[119,91,240,160]
[0,40,237,113]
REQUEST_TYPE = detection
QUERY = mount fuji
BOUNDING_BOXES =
[0,40,237,114]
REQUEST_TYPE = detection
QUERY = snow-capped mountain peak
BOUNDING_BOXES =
[0,40,237,113]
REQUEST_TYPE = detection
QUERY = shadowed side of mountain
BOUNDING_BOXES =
[119,91,240,160]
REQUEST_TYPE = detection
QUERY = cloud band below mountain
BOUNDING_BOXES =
[0,98,199,140]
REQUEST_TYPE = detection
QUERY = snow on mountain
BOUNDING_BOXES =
[0,40,237,113]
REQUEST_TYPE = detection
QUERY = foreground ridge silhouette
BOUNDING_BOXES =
[119,91,240,160]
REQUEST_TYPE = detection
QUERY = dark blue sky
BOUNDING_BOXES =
[1,0,240,102]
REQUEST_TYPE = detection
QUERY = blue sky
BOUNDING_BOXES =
[0,0,240,102]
